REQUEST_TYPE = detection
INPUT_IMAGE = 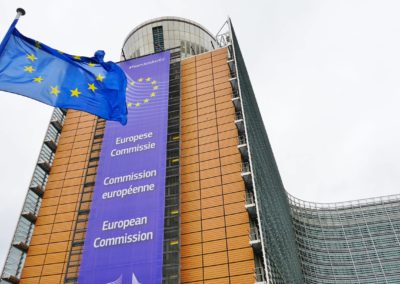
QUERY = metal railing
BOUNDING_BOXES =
[255,266,267,282]
[241,162,251,173]
[250,226,261,242]
[245,190,255,206]
[235,111,243,121]
[238,135,247,145]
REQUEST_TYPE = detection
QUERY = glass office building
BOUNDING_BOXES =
[290,194,400,283]
[1,17,400,284]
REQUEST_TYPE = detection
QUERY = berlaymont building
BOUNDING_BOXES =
[1,16,400,284]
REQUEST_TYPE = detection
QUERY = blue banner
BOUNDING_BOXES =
[78,51,170,284]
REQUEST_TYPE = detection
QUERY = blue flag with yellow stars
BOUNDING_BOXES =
[0,19,128,125]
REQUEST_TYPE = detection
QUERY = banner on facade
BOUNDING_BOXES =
[78,51,170,284]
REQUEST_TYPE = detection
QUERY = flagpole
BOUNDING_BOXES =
[16,8,26,19]
[0,8,26,54]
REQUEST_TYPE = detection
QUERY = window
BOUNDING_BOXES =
[152,26,164,52]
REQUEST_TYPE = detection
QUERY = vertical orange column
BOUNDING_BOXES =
[180,48,255,283]
[19,111,96,284]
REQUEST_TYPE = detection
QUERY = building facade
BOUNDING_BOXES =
[289,194,400,283]
[122,17,217,59]
[1,17,400,284]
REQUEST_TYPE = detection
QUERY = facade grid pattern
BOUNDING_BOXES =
[230,21,304,283]
[179,48,256,283]
[289,194,400,284]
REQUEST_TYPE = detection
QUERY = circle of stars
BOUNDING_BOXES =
[126,76,158,108]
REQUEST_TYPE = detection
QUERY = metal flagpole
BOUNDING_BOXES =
[0,8,26,54]
[16,8,26,19]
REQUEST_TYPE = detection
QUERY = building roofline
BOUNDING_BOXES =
[287,191,400,210]
[122,16,217,49]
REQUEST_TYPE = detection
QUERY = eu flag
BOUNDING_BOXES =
[0,19,128,125]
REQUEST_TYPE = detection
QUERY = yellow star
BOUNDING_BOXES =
[33,76,44,83]
[35,41,41,49]
[73,55,81,60]
[135,102,141,107]
[150,92,156,97]
[50,86,60,96]
[26,54,37,62]
[146,77,151,82]
[96,74,104,82]
[88,62,96,67]
[88,83,97,92]
[144,98,149,103]
[127,102,133,107]
[70,88,81,97]
[153,86,159,90]
[138,78,143,82]
[130,81,135,86]
[151,80,157,85]
[24,66,35,73]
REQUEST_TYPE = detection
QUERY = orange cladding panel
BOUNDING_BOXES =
[20,111,98,284]
[180,48,254,282]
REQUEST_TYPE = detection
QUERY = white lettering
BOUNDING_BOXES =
[103,170,157,186]
[110,142,156,157]
[115,132,153,145]
[102,183,155,200]
[93,231,154,248]
[102,216,147,231]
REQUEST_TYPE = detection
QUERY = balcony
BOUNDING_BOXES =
[12,241,29,252]
[241,162,252,187]
[245,191,257,219]
[37,161,51,173]
[234,111,245,134]
[254,266,267,284]
[229,75,238,91]
[44,140,57,152]
[227,44,234,60]
[249,227,262,253]
[227,58,236,76]
[29,185,44,197]
[50,119,63,132]
[21,211,37,224]
[232,89,240,99]
[237,135,248,160]
[232,97,241,113]
[1,274,20,284]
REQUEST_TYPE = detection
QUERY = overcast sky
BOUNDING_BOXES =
[1,0,400,269]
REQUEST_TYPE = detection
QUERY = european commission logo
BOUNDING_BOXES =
[126,77,159,108]
[106,273,141,284]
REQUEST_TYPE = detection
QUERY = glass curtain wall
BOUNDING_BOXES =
[122,17,217,59]
[289,194,400,284]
